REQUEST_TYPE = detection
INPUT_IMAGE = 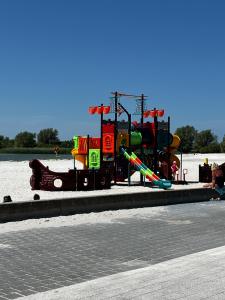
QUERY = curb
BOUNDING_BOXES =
[0,188,215,223]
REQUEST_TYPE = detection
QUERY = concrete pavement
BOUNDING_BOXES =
[19,245,225,299]
[1,201,225,299]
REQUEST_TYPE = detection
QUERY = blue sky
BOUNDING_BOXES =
[0,0,225,140]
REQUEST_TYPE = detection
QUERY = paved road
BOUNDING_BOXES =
[1,201,225,299]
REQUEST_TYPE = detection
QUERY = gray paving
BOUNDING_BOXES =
[20,245,225,300]
[1,201,225,299]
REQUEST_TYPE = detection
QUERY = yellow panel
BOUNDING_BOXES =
[117,132,129,152]
[71,148,79,156]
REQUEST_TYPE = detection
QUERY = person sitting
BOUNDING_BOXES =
[204,163,225,200]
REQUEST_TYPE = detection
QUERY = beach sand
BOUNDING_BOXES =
[0,153,224,204]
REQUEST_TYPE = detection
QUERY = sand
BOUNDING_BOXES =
[0,153,224,204]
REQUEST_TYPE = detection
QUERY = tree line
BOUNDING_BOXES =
[175,126,225,153]
[0,128,73,149]
[0,126,225,153]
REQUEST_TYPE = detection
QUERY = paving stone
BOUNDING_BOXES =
[1,202,225,298]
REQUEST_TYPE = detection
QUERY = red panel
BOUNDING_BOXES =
[102,123,115,133]
[143,122,155,147]
[157,109,164,117]
[97,106,104,114]
[143,111,149,118]
[89,138,101,149]
[150,110,157,117]
[78,137,88,154]
[103,133,114,153]
[88,106,97,114]
[149,122,155,134]
[103,106,110,114]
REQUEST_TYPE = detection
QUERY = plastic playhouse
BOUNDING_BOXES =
[30,91,181,191]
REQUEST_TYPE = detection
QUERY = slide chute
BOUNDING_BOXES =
[121,148,171,189]
[167,134,181,168]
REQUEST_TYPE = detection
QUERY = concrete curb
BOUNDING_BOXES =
[0,188,216,223]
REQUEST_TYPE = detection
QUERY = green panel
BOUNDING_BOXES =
[89,149,100,169]
[130,131,142,146]
[73,136,79,149]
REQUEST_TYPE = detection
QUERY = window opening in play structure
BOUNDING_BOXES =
[54,178,63,188]
[100,177,106,186]
[91,152,98,167]
[83,177,88,186]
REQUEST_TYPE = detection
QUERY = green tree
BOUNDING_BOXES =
[14,131,36,147]
[193,130,220,153]
[37,128,59,146]
[0,135,11,148]
[0,135,4,148]
[174,125,197,153]
[60,139,73,148]
[220,135,225,153]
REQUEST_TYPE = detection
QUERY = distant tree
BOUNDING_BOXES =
[37,128,59,146]
[204,142,221,153]
[220,135,225,153]
[14,131,36,147]
[0,135,5,148]
[174,125,197,153]
[0,135,10,148]
[193,130,220,153]
[60,140,73,148]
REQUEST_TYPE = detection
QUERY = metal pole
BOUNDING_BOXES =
[167,116,171,147]
[114,92,118,184]
[128,113,131,186]
[100,104,103,168]
[167,116,171,179]
[153,109,158,173]
[140,93,144,184]
[180,144,183,181]
[87,134,89,169]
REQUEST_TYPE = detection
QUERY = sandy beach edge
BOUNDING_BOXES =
[0,187,216,223]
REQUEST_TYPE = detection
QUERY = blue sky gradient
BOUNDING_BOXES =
[0,0,225,140]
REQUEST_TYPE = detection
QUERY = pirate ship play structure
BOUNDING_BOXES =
[30,91,181,191]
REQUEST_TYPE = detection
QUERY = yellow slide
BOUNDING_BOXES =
[170,135,181,149]
[75,155,87,167]
[167,135,181,168]
[71,149,87,168]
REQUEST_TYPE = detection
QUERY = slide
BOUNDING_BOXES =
[121,148,172,189]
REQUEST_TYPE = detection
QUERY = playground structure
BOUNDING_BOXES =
[30,91,181,191]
